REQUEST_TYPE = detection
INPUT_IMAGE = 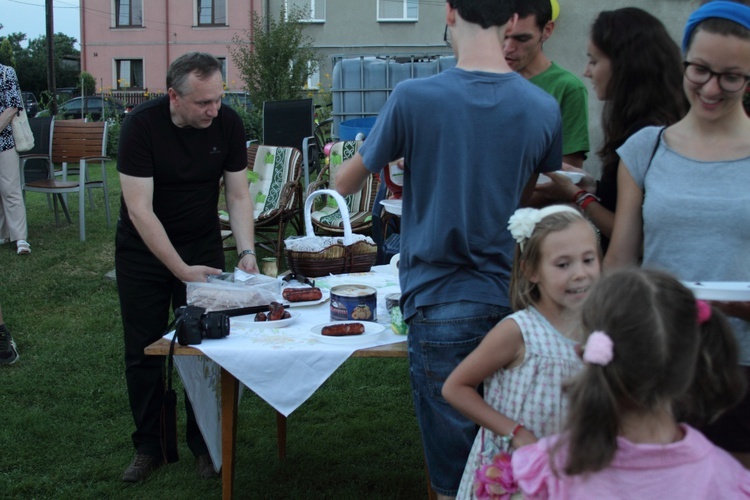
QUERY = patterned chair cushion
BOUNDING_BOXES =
[311,140,376,228]
[248,145,299,220]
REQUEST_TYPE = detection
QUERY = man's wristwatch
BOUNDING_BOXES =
[238,249,255,260]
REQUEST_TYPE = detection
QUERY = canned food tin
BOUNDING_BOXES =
[330,285,377,322]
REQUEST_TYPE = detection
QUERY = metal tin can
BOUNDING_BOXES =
[330,285,377,322]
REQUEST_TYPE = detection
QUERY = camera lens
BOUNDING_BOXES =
[202,312,230,339]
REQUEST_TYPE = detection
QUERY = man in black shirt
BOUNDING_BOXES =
[116,52,257,482]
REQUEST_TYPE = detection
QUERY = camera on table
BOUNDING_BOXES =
[175,305,230,346]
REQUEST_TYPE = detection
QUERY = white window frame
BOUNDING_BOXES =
[111,0,143,28]
[285,0,325,22]
[307,64,320,90]
[377,0,418,21]
[194,0,227,26]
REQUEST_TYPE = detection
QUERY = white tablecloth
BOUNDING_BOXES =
[170,266,405,471]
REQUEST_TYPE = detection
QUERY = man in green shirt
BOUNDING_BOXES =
[504,0,589,167]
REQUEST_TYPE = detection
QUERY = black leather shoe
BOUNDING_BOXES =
[196,453,220,479]
[122,453,163,483]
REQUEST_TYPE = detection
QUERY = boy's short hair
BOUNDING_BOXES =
[448,0,514,29]
[514,0,553,31]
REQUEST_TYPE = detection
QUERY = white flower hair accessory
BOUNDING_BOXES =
[507,205,581,250]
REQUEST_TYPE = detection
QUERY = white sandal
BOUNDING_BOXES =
[16,240,31,255]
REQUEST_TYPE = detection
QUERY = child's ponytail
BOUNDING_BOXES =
[551,269,741,476]
[559,366,621,475]
[676,301,747,426]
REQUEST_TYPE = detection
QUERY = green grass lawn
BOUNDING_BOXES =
[0,162,425,499]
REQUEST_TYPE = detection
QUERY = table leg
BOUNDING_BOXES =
[276,411,287,459]
[221,368,239,500]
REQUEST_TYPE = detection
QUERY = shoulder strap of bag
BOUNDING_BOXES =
[163,316,181,464]
[648,127,666,168]
[643,126,666,197]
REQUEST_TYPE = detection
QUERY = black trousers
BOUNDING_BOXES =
[115,223,224,458]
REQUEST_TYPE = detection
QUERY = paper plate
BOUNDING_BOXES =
[285,290,330,308]
[232,311,300,328]
[682,282,750,302]
[380,199,402,216]
[310,322,386,345]
[537,171,585,185]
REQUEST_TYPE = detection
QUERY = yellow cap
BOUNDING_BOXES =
[551,0,560,21]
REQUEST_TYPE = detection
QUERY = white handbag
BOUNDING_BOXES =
[11,108,34,152]
[2,66,34,152]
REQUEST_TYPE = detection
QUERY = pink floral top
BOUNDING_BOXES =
[512,425,750,499]
[456,307,582,499]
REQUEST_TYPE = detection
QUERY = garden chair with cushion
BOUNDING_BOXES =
[305,140,380,236]
[219,144,304,269]
[262,98,320,188]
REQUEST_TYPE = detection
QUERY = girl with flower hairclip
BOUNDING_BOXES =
[512,268,750,498]
[443,205,601,499]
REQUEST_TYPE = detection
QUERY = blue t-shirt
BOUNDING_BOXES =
[360,68,562,320]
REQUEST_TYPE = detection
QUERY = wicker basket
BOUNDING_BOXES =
[285,189,377,277]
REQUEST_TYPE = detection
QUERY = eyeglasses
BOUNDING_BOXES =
[683,61,750,93]
[443,24,452,49]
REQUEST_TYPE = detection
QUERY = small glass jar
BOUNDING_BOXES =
[261,257,278,278]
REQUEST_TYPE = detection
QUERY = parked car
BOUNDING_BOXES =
[222,91,252,112]
[36,96,127,121]
[21,92,39,117]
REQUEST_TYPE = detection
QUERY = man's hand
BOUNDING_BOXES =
[237,253,259,274]
[176,265,223,283]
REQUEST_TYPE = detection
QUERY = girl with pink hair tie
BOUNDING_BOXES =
[512,268,750,498]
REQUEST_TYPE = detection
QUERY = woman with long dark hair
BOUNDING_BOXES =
[536,8,687,250]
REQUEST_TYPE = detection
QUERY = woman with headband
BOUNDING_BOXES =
[606,0,750,468]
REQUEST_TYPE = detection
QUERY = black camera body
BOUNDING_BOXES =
[175,305,230,346]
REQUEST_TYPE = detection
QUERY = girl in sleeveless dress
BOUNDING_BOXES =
[443,205,601,499]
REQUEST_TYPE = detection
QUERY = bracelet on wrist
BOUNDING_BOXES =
[572,189,588,204]
[500,422,524,444]
[577,193,600,211]
[238,249,255,260]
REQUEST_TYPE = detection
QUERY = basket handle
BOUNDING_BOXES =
[304,189,354,245]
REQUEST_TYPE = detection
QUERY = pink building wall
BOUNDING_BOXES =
[80,0,260,95]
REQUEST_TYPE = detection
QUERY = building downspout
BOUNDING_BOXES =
[265,0,270,33]
[80,0,86,72]
[251,0,256,44]
[166,0,171,69]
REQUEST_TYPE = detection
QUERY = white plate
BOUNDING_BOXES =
[232,311,300,328]
[537,171,585,185]
[310,321,386,345]
[681,282,750,302]
[380,199,402,216]
[285,289,330,308]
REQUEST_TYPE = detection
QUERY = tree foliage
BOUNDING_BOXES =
[79,71,97,96]
[0,39,15,66]
[230,6,321,137]
[0,31,80,98]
